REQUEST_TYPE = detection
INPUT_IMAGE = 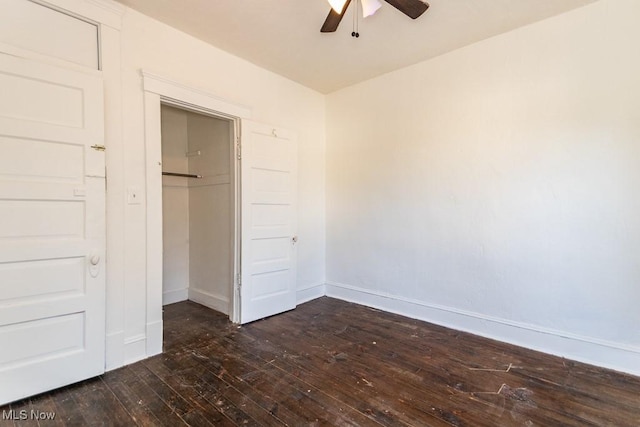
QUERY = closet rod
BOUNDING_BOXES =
[162,172,202,179]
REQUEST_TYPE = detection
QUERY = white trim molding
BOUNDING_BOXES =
[297,283,326,305]
[142,71,252,119]
[145,320,163,359]
[105,330,125,371]
[32,0,124,30]
[189,289,229,315]
[143,90,164,360]
[124,334,147,365]
[325,281,640,377]
[163,288,189,306]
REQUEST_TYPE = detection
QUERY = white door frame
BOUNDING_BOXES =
[142,71,250,356]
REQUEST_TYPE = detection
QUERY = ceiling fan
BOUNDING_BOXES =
[321,0,430,33]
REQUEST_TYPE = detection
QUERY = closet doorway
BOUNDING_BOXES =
[160,104,237,318]
[142,73,299,355]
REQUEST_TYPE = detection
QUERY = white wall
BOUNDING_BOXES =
[187,113,233,314]
[160,106,234,312]
[113,7,326,365]
[326,0,640,375]
[161,105,233,314]
[161,106,190,305]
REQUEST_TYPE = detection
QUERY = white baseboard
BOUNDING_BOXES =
[189,287,229,315]
[325,281,640,377]
[105,330,124,371]
[163,288,188,306]
[123,333,147,365]
[146,320,163,357]
[297,282,326,305]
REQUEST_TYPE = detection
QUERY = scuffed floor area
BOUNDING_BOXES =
[3,297,640,426]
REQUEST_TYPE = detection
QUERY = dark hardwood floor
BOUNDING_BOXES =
[2,297,640,426]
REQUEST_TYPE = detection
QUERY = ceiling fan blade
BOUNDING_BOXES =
[321,0,352,32]
[361,0,382,17]
[383,0,429,19]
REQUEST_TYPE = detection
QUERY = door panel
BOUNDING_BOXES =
[0,313,85,367]
[0,257,85,302]
[240,121,297,324]
[0,135,85,182]
[0,0,99,69]
[0,53,105,404]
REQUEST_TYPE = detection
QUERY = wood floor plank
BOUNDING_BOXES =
[248,300,636,425]
[7,399,39,427]
[123,381,186,426]
[2,297,640,426]
[166,368,285,427]
[30,395,62,427]
[325,300,640,425]
[160,368,263,427]
[248,310,494,418]
[183,332,371,424]
[101,367,168,427]
[48,386,90,427]
[66,377,131,426]
[244,314,488,426]
[169,317,404,427]
[1,403,16,427]
[199,352,354,426]
[177,410,218,427]
[143,353,307,426]
[191,334,374,427]
[127,363,195,418]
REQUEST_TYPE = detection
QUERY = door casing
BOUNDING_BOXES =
[142,72,251,356]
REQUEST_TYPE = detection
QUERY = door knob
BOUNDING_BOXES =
[291,235,298,244]
[89,252,101,278]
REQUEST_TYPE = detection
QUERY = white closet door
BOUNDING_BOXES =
[240,121,297,324]
[0,53,106,404]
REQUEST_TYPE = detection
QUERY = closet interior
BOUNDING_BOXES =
[161,104,234,316]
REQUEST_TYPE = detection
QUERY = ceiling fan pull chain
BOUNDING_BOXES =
[352,0,360,38]
[357,2,360,37]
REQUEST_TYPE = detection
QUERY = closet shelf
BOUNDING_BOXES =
[162,172,202,179]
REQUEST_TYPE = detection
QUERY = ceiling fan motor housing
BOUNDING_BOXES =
[321,0,430,33]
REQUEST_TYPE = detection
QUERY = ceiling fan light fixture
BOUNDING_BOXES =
[327,0,349,14]
[321,0,429,33]
[361,0,382,17]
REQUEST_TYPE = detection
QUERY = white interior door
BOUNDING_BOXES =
[240,121,297,324]
[0,53,105,404]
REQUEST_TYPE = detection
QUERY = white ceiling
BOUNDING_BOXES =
[114,0,596,94]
